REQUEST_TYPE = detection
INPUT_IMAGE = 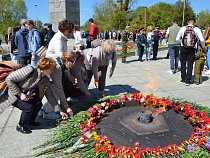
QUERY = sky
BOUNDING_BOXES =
[25,0,210,26]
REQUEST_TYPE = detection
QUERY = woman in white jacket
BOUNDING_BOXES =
[73,24,84,51]
[42,19,74,119]
[46,19,73,60]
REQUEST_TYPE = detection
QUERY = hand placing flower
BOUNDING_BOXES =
[67,107,74,116]
[60,111,68,119]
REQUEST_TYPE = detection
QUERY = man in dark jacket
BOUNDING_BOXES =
[153,26,161,60]
[45,23,55,46]
[15,19,30,66]
[137,28,146,62]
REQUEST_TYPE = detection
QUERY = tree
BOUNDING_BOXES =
[146,2,173,30]
[112,0,136,30]
[172,0,195,26]
[0,0,27,36]
[196,10,210,30]
[90,0,136,31]
[93,0,115,31]
[35,20,43,31]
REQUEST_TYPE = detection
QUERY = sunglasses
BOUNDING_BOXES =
[67,59,76,64]
[67,30,72,33]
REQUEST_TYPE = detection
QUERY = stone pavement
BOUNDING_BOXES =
[1,40,210,157]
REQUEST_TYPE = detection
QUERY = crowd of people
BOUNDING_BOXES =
[0,18,118,134]
[0,16,210,134]
[120,18,209,87]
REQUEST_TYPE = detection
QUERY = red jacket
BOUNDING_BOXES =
[89,23,98,40]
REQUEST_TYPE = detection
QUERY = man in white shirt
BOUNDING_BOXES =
[176,18,206,86]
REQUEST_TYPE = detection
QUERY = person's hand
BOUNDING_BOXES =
[19,93,29,102]
[85,91,91,98]
[203,46,208,53]
[94,79,99,88]
[60,112,68,119]
[66,107,74,116]
[31,55,35,61]
[142,44,145,47]
[70,76,76,83]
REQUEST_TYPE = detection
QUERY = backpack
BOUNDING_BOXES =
[182,26,197,48]
[0,61,22,96]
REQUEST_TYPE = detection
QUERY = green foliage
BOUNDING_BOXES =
[35,20,43,31]
[196,10,210,30]
[90,0,208,32]
[0,0,27,36]
[181,147,210,158]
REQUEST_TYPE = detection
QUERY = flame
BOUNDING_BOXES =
[142,71,167,116]
[142,70,161,96]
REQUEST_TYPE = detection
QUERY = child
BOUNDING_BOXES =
[194,43,206,85]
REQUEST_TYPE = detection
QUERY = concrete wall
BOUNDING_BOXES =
[49,0,80,32]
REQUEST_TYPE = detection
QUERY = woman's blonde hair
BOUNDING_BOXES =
[7,27,13,34]
[146,26,153,34]
[37,58,57,70]
[204,25,210,39]
[61,50,77,62]
[101,40,116,53]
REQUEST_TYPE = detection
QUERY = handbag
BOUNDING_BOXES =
[36,46,47,58]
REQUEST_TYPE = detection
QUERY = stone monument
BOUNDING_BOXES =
[48,0,80,32]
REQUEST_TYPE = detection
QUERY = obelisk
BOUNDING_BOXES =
[48,0,80,32]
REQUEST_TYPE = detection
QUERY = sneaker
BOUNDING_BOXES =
[16,125,32,134]
[180,80,185,83]
[204,70,210,75]
[174,69,178,73]
[70,97,79,102]
[194,82,199,85]
[167,70,174,74]
[185,82,191,86]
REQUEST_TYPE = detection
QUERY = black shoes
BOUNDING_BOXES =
[180,79,185,83]
[194,82,199,85]
[122,61,128,63]
[29,122,41,126]
[16,125,32,134]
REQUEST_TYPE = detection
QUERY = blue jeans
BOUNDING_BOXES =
[168,45,180,70]
[31,54,40,66]
[146,40,152,60]
[10,53,19,63]
[206,47,210,69]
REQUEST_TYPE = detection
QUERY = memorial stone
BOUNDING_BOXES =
[49,0,80,32]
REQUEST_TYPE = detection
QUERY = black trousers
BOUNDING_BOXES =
[63,82,83,98]
[153,41,159,60]
[12,97,42,127]
[180,46,195,83]
[18,56,31,66]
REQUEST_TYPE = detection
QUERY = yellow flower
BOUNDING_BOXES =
[178,147,184,151]
[92,131,100,141]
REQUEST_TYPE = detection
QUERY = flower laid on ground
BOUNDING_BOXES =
[34,92,210,157]
[116,43,137,52]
